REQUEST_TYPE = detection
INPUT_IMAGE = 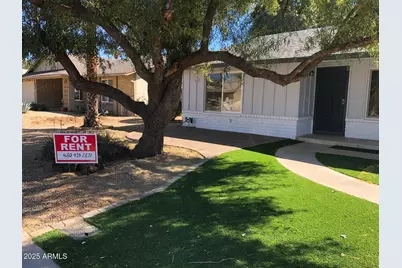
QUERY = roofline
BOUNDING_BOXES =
[25,56,137,76]
[25,57,44,74]
[22,74,68,80]
[205,52,372,69]
[22,71,135,80]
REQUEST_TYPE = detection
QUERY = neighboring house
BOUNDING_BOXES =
[22,56,148,116]
[181,29,379,141]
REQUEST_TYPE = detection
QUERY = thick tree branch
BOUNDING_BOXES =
[171,36,375,86]
[200,0,219,53]
[55,52,147,118]
[29,0,153,83]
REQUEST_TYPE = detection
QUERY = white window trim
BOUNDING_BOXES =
[74,88,84,101]
[204,70,243,113]
[101,95,111,103]
[365,68,379,120]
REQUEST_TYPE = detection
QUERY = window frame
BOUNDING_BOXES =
[74,88,84,101]
[365,69,379,119]
[204,70,244,114]
[100,79,114,103]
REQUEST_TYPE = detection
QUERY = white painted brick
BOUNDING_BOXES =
[345,120,379,140]
[183,111,299,139]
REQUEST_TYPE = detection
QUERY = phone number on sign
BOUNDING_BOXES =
[62,152,93,158]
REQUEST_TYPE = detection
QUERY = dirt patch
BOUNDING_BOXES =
[22,112,204,233]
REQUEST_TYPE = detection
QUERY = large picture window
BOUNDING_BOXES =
[205,72,242,112]
[367,70,379,118]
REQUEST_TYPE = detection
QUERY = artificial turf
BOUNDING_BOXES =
[330,146,379,155]
[33,140,379,268]
[316,153,379,185]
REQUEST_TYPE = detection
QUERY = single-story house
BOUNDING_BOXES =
[22,56,148,116]
[181,29,379,141]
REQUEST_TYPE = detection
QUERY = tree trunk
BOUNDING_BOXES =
[83,24,100,128]
[134,122,165,158]
[133,76,182,158]
[84,91,100,127]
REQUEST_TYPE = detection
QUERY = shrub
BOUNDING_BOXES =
[22,102,31,114]
[40,131,132,164]
[97,131,132,162]
[41,136,56,161]
[30,102,48,111]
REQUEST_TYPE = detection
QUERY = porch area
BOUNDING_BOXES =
[296,134,379,151]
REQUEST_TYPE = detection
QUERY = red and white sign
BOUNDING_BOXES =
[53,133,98,164]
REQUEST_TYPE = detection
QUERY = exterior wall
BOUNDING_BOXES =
[62,78,70,109]
[117,74,136,116]
[66,74,139,116]
[344,119,379,140]
[22,79,35,103]
[183,111,301,138]
[182,63,302,139]
[344,58,379,140]
[295,73,316,136]
[182,58,379,141]
[67,78,81,112]
[298,58,379,140]
[134,74,148,103]
[97,76,117,114]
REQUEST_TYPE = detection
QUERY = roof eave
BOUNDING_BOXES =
[206,52,371,69]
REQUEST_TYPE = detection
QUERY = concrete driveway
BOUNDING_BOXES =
[126,122,281,158]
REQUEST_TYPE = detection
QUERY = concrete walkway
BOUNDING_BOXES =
[127,125,281,158]
[276,143,379,204]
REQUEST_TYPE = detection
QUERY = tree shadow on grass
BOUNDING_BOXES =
[34,141,355,268]
[315,153,379,175]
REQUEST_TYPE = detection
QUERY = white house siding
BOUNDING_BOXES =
[296,74,316,136]
[344,58,379,140]
[300,58,379,140]
[182,57,379,141]
[182,63,303,139]
[134,74,148,104]
[22,80,35,103]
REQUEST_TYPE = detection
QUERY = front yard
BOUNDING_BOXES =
[34,140,378,268]
[23,111,204,233]
[315,153,379,185]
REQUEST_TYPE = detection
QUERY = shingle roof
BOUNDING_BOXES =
[230,28,366,61]
[23,56,135,79]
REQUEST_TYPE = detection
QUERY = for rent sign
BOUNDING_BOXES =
[53,133,98,164]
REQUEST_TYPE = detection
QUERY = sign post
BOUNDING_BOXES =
[53,133,98,164]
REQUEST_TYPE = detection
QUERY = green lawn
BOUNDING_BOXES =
[316,153,379,185]
[34,140,378,268]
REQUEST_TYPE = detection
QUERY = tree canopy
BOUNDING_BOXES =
[22,0,379,157]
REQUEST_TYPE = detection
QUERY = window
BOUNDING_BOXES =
[367,70,379,118]
[101,80,113,102]
[74,88,83,101]
[205,72,242,112]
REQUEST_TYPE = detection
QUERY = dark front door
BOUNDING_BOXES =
[313,66,349,135]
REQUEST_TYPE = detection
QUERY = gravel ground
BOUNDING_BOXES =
[22,111,204,233]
